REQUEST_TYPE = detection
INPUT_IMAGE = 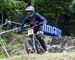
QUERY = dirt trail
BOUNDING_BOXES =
[0,52,75,60]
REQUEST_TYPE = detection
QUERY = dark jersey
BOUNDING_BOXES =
[18,13,47,33]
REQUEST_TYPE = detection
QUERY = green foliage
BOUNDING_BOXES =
[35,0,71,19]
[34,0,75,36]
[69,0,75,13]
[0,52,6,58]
[0,0,27,21]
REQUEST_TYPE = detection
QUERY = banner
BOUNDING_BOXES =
[42,24,63,37]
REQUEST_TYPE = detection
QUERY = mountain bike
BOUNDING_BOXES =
[24,23,44,54]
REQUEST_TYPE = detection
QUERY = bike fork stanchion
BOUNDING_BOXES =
[0,35,10,58]
[32,34,37,53]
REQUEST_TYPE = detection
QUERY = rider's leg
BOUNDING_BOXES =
[36,34,47,51]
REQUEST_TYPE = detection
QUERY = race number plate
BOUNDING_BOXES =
[28,29,34,35]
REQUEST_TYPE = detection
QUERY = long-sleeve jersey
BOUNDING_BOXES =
[18,13,47,33]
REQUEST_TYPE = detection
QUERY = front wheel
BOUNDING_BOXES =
[25,40,30,54]
[25,37,37,54]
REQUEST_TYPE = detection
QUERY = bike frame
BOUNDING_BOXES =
[25,28,37,53]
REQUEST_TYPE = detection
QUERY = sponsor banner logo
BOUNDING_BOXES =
[42,24,63,37]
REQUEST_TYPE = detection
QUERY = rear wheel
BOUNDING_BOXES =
[36,40,44,54]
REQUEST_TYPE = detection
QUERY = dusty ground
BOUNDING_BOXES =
[0,52,75,60]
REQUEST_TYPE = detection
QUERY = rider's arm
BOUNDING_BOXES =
[35,13,47,24]
[18,16,28,32]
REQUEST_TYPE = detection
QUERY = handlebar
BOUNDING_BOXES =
[23,22,43,31]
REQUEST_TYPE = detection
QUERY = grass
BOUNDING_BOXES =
[0,52,6,58]
[0,52,75,60]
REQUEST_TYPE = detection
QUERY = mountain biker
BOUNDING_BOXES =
[18,6,48,53]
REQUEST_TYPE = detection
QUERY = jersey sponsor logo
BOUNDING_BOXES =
[42,24,63,37]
